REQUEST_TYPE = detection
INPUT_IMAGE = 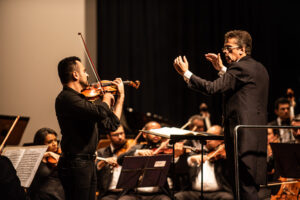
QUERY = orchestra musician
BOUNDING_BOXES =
[117,121,183,200]
[28,127,64,200]
[96,125,132,200]
[184,115,207,151]
[175,125,233,200]
[55,56,124,200]
[268,97,294,143]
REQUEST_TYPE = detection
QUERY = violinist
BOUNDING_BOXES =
[268,97,294,143]
[55,56,124,200]
[96,125,129,200]
[28,127,65,200]
[117,121,172,200]
[184,115,206,152]
[175,125,233,200]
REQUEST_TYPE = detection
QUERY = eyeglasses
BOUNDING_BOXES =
[222,45,240,52]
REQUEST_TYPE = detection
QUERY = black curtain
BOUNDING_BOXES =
[97,0,300,132]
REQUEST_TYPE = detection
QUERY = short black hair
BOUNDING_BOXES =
[33,127,57,145]
[224,30,252,55]
[274,97,290,110]
[57,56,81,84]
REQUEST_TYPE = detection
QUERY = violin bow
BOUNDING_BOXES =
[0,116,20,154]
[78,32,105,95]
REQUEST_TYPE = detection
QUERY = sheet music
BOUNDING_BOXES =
[148,127,202,138]
[2,148,25,169]
[2,145,48,188]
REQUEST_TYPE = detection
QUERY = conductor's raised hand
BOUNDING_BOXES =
[205,53,224,71]
[173,55,189,76]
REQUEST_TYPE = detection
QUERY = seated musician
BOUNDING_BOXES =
[96,125,134,200]
[184,115,207,151]
[117,121,184,200]
[175,125,233,200]
[28,127,65,200]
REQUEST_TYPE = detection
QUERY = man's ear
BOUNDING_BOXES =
[142,132,147,139]
[106,134,111,140]
[275,109,279,115]
[72,71,79,81]
[239,47,246,55]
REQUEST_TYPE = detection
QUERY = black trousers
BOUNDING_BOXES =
[58,156,97,200]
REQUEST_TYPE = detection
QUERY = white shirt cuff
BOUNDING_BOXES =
[218,66,227,77]
[184,70,193,79]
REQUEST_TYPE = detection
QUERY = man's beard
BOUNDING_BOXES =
[114,140,127,150]
[79,79,89,88]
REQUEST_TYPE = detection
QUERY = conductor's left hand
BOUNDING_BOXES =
[173,55,189,76]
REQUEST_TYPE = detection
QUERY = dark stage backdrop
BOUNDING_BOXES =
[97,0,300,133]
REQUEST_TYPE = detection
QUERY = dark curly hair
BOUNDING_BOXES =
[224,30,252,55]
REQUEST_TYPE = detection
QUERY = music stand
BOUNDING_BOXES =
[116,154,172,190]
[0,115,30,146]
[141,128,224,200]
[270,143,300,178]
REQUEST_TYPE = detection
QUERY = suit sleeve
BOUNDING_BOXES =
[188,64,244,95]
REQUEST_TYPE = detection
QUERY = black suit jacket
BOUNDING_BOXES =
[188,56,269,184]
[96,146,114,198]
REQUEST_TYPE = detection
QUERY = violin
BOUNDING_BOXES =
[78,33,140,102]
[81,80,140,101]
[151,144,200,155]
[205,143,226,162]
[45,147,62,167]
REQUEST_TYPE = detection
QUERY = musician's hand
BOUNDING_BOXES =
[42,151,60,163]
[102,93,115,108]
[135,149,153,156]
[97,157,118,170]
[173,55,189,76]
[96,160,106,170]
[106,157,118,167]
[174,142,184,158]
[205,53,224,71]
[112,78,125,98]
[189,154,207,166]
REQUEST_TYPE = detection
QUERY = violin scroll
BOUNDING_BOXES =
[126,80,140,89]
